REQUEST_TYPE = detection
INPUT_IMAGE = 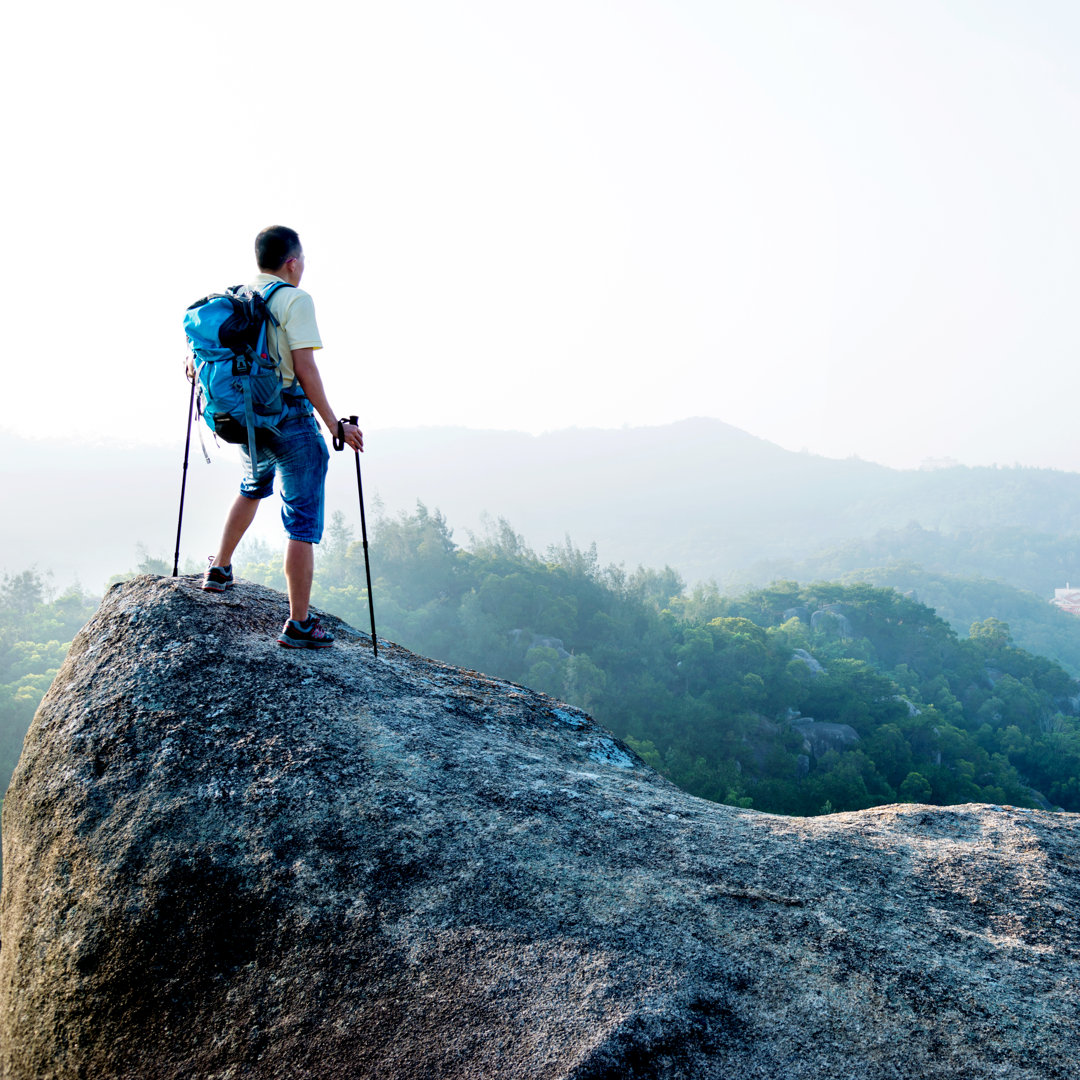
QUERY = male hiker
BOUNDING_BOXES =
[198,225,362,649]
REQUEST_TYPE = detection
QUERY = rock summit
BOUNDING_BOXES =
[2,575,1079,1079]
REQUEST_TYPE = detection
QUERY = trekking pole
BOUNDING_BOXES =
[335,416,378,657]
[172,373,197,577]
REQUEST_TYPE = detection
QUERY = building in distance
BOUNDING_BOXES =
[1051,585,1080,616]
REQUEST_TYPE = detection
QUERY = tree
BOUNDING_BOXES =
[970,617,1012,650]
[0,570,47,615]
[899,771,932,803]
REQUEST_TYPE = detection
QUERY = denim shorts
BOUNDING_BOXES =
[239,413,329,543]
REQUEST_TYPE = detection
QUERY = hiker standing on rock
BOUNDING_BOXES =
[196,225,362,649]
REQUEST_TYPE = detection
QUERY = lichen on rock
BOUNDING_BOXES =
[1,575,1079,1079]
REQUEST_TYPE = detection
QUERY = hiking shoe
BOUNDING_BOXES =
[278,616,334,649]
[202,562,233,592]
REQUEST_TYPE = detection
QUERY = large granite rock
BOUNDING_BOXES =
[2,576,1079,1079]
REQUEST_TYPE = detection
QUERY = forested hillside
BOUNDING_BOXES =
[5,506,1080,819]
[0,572,99,800]
[756,521,1080,596]
[753,522,1080,675]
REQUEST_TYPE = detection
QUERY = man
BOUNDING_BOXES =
[200,225,362,649]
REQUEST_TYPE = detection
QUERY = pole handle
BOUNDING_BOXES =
[333,416,360,452]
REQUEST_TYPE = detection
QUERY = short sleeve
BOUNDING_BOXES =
[279,290,323,351]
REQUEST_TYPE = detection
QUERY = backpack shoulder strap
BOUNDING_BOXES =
[259,280,296,326]
[254,281,298,377]
[261,280,296,297]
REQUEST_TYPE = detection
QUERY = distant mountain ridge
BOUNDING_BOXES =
[331,419,1080,585]
[4,419,1080,591]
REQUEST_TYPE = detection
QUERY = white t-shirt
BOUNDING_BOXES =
[251,272,323,388]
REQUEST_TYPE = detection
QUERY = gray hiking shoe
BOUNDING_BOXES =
[202,561,233,592]
[277,616,334,649]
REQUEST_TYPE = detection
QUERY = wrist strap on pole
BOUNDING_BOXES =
[333,418,347,451]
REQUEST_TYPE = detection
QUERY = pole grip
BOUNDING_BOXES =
[333,416,359,451]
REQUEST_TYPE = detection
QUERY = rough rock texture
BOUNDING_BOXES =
[3,576,1080,1080]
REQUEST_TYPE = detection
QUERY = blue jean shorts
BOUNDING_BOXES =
[240,413,329,543]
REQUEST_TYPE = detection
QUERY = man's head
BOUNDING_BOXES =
[256,225,305,284]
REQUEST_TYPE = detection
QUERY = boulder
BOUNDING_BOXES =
[2,575,1080,1079]
[810,606,853,639]
[790,648,825,676]
[790,718,862,757]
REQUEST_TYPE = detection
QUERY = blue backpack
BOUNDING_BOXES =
[183,280,300,472]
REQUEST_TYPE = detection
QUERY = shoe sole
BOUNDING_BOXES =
[202,582,232,592]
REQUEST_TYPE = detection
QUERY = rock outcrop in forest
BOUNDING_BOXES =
[2,576,1079,1079]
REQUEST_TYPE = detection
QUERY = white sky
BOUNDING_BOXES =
[5,0,1080,470]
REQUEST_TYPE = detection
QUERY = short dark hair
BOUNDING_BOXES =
[255,225,302,271]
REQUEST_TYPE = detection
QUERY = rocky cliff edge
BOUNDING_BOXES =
[1,575,1079,1079]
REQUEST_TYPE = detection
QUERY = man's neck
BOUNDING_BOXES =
[258,267,301,287]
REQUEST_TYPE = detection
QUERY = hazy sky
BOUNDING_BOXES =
[6,0,1079,470]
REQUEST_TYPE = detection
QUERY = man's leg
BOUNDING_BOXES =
[213,494,260,568]
[284,538,314,623]
[274,412,329,639]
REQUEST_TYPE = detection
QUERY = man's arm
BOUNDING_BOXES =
[292,348,363,451]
